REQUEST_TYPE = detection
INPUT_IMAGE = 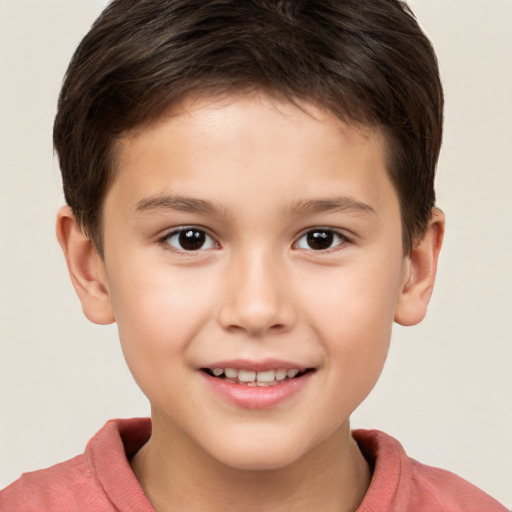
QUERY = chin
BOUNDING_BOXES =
[205,433,312,472]
[217,450,298,472]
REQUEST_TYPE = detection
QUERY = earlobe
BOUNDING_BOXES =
[56,206,115,325]
[394,208,445,326]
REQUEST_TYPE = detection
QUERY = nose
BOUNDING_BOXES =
[217,250,296,336]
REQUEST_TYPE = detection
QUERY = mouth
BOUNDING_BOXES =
[200,367,314,386]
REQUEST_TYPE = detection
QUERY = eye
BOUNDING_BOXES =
[163,228,217,252]
[295,229,347,251]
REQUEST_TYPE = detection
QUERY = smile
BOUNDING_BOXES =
[202,367,312,386]
[200,365,315,409]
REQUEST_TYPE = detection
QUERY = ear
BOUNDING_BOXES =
[56,206,115,325]
[394,208,445,326]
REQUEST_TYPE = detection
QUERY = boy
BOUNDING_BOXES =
[0,0,508,510]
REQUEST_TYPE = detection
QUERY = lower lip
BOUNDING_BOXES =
[201,371,314,410]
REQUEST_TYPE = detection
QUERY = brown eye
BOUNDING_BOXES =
[296,229,345,251]
[165,228,216,251]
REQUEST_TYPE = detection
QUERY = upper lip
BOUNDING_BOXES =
[199,359,313,372]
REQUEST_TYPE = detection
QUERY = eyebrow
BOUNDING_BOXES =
[285,197,377,217]
[135,194,377,218]
[135,194,228,216]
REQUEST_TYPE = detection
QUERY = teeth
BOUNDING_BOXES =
[256,370,275,382]
[207,367,306,384]
[238,370,256,382]
[275,369,287,380]
[224,368,238,379]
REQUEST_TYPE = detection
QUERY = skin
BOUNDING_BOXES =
[57,92,444,512]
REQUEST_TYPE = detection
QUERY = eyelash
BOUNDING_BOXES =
[293,228,349,253]
[158,227,350,253]
[159,226,218,254]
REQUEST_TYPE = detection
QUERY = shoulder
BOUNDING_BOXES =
[0,454,98,511]
[0,418,153,512]
[406,457,508,512]
[353,429,508,512]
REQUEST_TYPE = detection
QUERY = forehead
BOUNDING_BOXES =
[108,92,395,219]
[120,91,384,158]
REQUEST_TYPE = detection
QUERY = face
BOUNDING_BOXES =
[100,93,408,470]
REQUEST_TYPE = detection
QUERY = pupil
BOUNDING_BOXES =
[307,230,333,250]
[179,229,205,250]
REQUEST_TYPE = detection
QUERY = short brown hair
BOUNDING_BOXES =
[54,0,443,255]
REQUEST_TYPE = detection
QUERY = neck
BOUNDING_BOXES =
[131,414,371,512]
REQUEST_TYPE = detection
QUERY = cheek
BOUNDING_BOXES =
[302,258,402,392]
[325,291,392,393]
[303,256,401,335]
[107,260,216,372]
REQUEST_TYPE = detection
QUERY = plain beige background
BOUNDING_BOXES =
[1,0,511,506]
